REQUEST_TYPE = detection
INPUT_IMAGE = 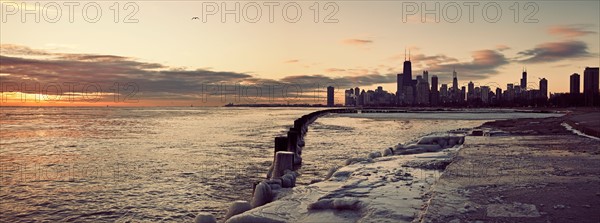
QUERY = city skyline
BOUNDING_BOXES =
[1,1,599,106]
[342,54,588,107]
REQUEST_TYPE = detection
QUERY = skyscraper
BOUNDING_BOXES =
[570,73,580,95]
[430,75,439,106]
[467,81,474,101]
[431,75,438,92]
[402,50,412,87]
[452,69,459,102]
[415,75,430,105]
[397,73,403,95]
[440,84,448,103]
[583,67,599,106]
[539,78,548,99]
[452,68,458,92]
[327,86,334,107]
[481,86,491,104]
[396,73,403,104]
[521,69,527,90]
[495,87,502,101]
[344,88,354,107]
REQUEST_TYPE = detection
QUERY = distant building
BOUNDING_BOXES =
[430,75,439,106]
[451,69,461,103]
[415,75,430,105]
[583,67,599,106]
[327,86,334,107]
[344,88,355,107]
[570,73,580,95]
[357,90,365,106]
[506,84,515,102]
[440,84,448,103]
[495,87,502,102]
[539,78,548,99]
[403,54,413,89]
[452,69,458,92]
[396,73,403,99]
[467,81,475,101]
[521,69,527,90]
[422,71,429,89]
[481,86,491,104]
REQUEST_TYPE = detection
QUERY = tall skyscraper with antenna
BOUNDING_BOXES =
[521,68,527,90]
[452,68,458,91]
[402,49,412,88]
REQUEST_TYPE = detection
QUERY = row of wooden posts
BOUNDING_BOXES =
[269,109,356,179]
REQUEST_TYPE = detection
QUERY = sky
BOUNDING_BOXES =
[1,0,599,106]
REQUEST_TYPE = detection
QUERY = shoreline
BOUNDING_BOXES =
[194,109,595,223]
[419,112,600,222]
[223,133,468,223]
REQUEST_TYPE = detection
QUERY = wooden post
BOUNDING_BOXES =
[287,129,300,165]
[271,151,294,179]
[287,129,299,152]
[274,136,288,155]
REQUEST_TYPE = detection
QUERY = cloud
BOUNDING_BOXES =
[280,73,397,89]
[0,44,50,56]
[0,44,396,104]
[391,49,509,82]
[516,40,591,63]
[341,39,373,45]
[548,25,597,38]
[496,44,511,51]
[325,68,346,73]
[0,45,255,103]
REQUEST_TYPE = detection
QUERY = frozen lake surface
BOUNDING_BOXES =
[0,107,562,222]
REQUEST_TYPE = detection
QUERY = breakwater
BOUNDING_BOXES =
[194,108,355,223]
[194,108,473,223]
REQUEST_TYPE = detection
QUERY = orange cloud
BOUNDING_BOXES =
[548,25,597,38]
[341,39,373,45]
[284,59,299,63]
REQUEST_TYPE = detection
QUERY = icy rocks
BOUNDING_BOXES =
[194,212,217,223]
[416,135,465,148]
[282,170,298,188]
[345,157,373,165]
[324,166,340,180]
[224,201,252,221]
[283,169,299,178]
[395,144,443,155]
[368,151,382,159]
[471,129,484,136]
[251,182,273,208]
[486,203,541,217]
[383,147,394,156]
[225,214,286,223]
[308,198,363,211]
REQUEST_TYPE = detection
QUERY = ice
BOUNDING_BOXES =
[224,201,252,221]
[194,212,217,223]
[228,141,462,223]
[225,214,286,223]
[368,151,383,159]
[308,198,364,210]
[382,148,394,156]
[250,182,272,208]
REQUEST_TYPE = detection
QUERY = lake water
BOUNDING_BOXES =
[0,107,561,222]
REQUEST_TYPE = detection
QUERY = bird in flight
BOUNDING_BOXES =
[191,17,199,20]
